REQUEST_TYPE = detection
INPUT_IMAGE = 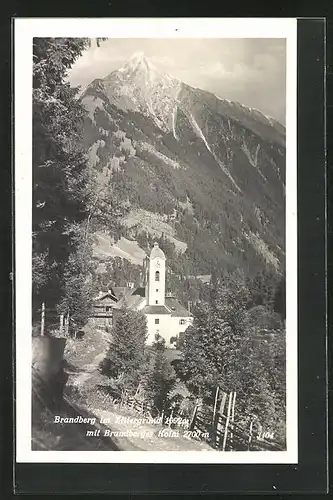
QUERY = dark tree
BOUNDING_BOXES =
[32,38,107,325]
[33,38,92,313]
[274,273,286,320]
[100,308,148,392]
[145,336,176,414]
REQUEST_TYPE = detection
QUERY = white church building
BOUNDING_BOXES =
[104,242,193,346]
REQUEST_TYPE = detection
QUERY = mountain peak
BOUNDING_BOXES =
[120,51,156,74]
[129,51,148,63]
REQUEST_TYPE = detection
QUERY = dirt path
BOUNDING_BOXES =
[64,324,110,388]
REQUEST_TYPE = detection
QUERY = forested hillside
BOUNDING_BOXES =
[81,52,285,280]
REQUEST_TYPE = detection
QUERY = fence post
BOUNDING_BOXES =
[168,407,174,427]
[212,386,220,447]
[40,302,45,337]
[229,392,237,449]
[59,314,64,334]
[212,386,219,425]
[248,419,254,451]
[65,311,69,336]
[222,392,233,451]
[220,392,227,417]
[189,402,198,431]
[216,392,227,448]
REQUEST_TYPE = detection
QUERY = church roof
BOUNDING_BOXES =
[142,305,171,315]
[165,297,192,317]
[150,242,166,260]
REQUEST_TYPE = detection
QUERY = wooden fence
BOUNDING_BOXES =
[190,390,284,452]
[34,303,73,337]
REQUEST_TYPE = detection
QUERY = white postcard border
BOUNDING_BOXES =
[15,17,298,464]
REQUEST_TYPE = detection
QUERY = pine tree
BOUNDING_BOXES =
[145,336,176,414]
[58,230,97,328]
[274,273,286,320]
[100,308,148,392]
[32,38,91,312]
[32,38,106,321]
[248,268,280,311]
[177,301,241,400]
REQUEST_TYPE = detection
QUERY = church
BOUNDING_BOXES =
[91,242,193,346]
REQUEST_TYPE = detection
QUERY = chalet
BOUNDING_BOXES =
[90,289,118,327]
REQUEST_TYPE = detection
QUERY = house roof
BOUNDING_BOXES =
[165,297,192,317]
[114,294,146,311]
[124,295,146,310]
[142,305,171,315]
[94,290,118,302]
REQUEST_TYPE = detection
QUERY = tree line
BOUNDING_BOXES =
[32,37,117,329]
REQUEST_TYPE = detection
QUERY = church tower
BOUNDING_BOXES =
[147,242,166,306]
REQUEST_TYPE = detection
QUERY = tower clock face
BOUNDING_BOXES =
[156,260,160,267]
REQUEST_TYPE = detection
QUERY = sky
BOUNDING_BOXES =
[68,38,286,125]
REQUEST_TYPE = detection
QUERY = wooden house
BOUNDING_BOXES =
[90,289,118,328]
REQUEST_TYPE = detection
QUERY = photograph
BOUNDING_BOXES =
[15,18,298,463]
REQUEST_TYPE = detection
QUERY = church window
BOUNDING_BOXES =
[155,318,159,324]
[155,300,158,304]
[179,319,186,325]
[156,289,159,292]
[155,270,160,281]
